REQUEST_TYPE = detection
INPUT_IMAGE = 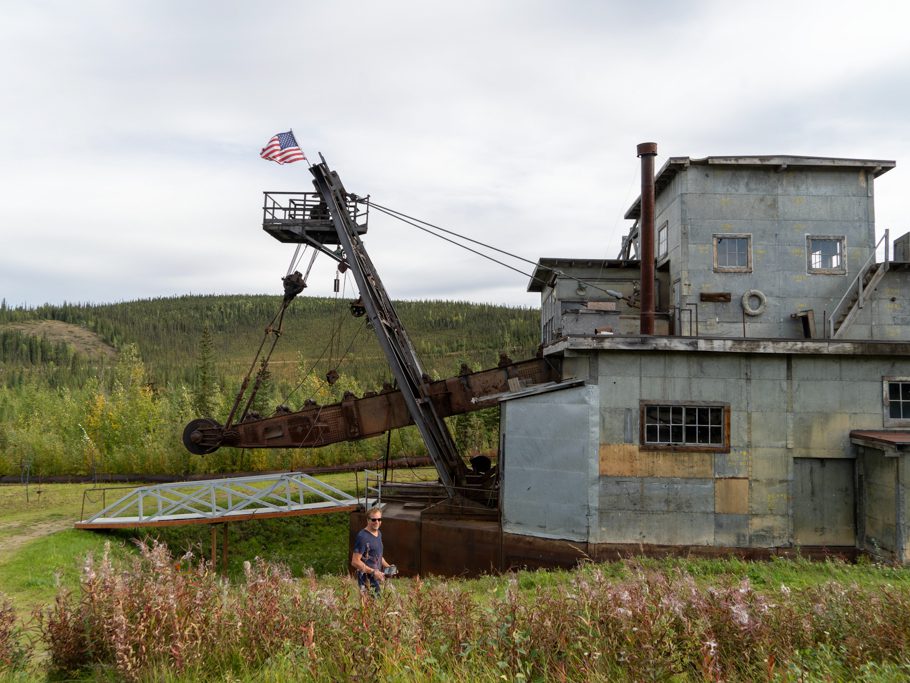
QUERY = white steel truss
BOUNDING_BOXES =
[76,471,371,529]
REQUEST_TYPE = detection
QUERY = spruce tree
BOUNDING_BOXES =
[192,324,218,418]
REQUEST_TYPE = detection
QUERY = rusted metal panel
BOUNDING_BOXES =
[637,142,657,335]
[638,451,713,478]
[547,335,910,357]
[502,532,588,570]
[192,357,561,452]
[715,478,749,514]
[598,444,713,478]
[421,518,500,577]
[793,458,855,546]
[599,444,639,476]
[353,508,863,577]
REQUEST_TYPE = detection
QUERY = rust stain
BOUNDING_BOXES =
[715,478,749,514]
[600,444,712,478]
[638,450,713,478]
[599,444,640,476]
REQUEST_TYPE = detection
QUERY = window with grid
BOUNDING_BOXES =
[713,234,751,272]
[641,403,729,450]
[808,236,845,273]
[885,378,910,425]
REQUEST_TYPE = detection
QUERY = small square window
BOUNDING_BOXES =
[713,234,752,272]
[884,377,910,425]
[808,236,845,273]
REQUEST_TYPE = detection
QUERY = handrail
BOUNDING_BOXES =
[362,469,382,509]
[262,191,368,226]
[828,229,889,338]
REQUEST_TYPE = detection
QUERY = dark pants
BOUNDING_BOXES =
[358,572,381,595]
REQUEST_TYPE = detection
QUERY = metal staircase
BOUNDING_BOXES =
[829,230,890,339]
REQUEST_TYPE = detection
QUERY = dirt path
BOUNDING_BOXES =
[0,519,73,556]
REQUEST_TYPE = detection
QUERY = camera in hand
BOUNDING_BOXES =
[383,565,398,577]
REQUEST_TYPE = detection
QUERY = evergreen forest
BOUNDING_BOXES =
[0,294,540,479]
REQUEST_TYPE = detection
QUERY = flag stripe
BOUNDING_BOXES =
[260,131,306,165]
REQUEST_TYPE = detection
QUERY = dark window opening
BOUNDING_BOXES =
[641,402,729,450]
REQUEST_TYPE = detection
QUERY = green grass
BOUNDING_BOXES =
[7,479,910,681]
[124,513,352,579]
[0,530,133,614]
[0,469,437,615]
[627,553,910,590]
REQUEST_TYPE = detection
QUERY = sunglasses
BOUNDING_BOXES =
[369,518,383,523]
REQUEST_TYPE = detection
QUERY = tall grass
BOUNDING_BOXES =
[0,593,28,673]
[27,542,910,681]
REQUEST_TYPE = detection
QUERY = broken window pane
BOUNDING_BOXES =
[643,403,728,448]
[808,237,845,272]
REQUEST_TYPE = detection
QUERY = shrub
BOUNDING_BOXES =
[0,593,29,672]
[38,549,910,681]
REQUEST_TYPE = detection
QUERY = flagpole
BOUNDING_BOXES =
[289,128,314,169]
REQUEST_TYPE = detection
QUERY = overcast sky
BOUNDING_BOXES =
[2,0,908,309]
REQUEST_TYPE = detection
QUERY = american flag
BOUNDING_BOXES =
[260,130,306,165]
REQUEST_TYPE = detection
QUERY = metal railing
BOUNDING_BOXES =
[262,191,369,227]
[78,472,363,527]
[828,229,890,338]
[361,469,383,508]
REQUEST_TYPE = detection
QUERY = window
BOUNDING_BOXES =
[713,234,752,272]
[884,377,910,426]
[640,402,730,451]
[808,236,845,274]
[657,222,668,259]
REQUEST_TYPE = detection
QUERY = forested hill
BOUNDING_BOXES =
[0,295,541,390]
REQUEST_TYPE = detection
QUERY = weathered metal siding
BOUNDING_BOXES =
[902,454,910,564]
[858,270,910,341]
[672,166,878,338]
[856,445,898,558]
[792,458,855,546]
[577,346,910,550]
[501,385,598,542]
[654,170,685,268]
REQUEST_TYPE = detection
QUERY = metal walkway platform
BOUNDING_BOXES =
[75,471,372,529]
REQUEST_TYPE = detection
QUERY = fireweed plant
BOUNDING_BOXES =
[13,542,910,681]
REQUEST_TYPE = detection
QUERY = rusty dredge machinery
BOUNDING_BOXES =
[183,158,561,522]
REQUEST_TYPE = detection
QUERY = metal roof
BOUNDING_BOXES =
[527,257,639,293]
[624,154,896,220]
[850,430,910,453]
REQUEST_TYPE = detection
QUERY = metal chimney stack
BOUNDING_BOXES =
[637,142,657,335]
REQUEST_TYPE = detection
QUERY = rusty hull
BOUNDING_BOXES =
[352,503,857,578]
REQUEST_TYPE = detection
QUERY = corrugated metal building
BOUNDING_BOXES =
[507,154,910,564]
